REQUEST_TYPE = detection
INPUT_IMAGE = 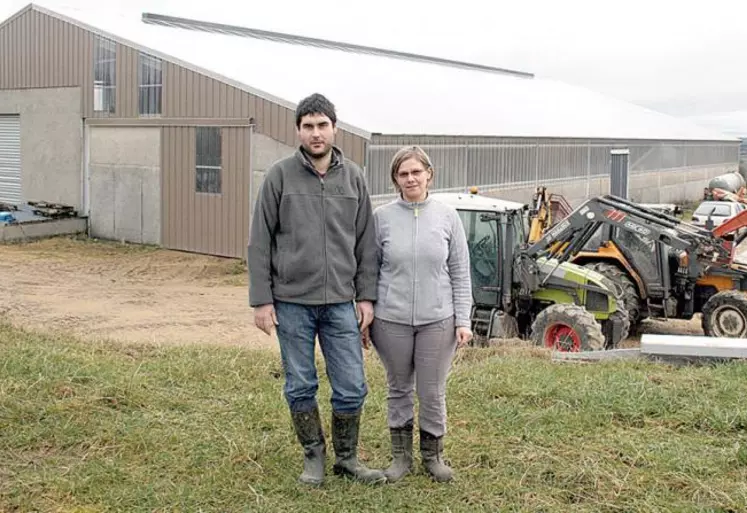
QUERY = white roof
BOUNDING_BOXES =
[430,192,526,212]
[13,3,740,142]
[686,111,747,139]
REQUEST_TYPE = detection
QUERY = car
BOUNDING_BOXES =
[690,200,747,235]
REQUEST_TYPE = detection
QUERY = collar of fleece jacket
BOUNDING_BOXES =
[396,192,433,210]
[295,145,343,174]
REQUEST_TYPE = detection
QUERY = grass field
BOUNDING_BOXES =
[2,323,747,513]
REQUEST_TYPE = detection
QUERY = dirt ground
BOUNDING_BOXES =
[0,236,706,349]
[0,236,274,349]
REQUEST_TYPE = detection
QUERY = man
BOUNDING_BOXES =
[247,93,384,486]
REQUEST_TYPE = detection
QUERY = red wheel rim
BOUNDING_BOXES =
[544,324,581,352]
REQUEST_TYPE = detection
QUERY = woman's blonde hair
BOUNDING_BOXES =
[389,145,434,193]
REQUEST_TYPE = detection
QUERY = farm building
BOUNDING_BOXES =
[0,3,741,258]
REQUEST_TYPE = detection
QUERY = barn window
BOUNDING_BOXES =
[93,36,116,114]
[196,127,222,194]
[139,53,162,115]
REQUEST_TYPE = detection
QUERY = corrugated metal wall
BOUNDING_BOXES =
[368,135,741,196]
[161,125,251,258]
[116,43,139,118]
[0,7,367,165]
[0,8,94,116]
[160,62,366,163]
[0,114,22,204]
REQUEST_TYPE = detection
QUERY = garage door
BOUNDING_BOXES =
[0,115,21,205]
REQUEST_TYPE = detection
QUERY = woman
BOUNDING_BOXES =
[369,145,473,483]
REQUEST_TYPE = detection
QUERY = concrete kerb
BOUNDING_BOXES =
[0,217,88,243]
[551,334,747,367]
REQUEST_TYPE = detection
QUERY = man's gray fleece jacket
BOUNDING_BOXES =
[247,146,378,306]
[374,195,473,328]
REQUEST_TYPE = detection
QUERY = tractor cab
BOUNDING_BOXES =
[430,191,527,307]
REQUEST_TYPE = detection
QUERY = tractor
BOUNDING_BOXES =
[526,192,747,339]
[431,191,629,351]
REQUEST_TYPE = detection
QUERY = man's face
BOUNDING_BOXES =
[297,113,336,158]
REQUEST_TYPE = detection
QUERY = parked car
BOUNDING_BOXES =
[690,200,747,236]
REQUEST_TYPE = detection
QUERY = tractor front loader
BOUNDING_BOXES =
[527,193,747,339]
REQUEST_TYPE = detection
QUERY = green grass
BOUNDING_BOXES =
[2,323,747,512]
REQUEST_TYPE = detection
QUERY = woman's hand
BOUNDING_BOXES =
[361,326,372,350]
[456,327,473,348]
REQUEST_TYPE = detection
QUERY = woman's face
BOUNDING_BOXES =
[396,157,431,202]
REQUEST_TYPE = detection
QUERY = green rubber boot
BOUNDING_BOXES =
[420,430,453,482]
[384,421,414,482]
[290,407,326,486]
[331,410,386,485]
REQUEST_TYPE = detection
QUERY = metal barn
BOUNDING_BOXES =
[0,3,740,258]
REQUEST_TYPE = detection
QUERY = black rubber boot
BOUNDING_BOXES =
[290,407,326,486]
[384,420,414,482]
[331,410,386,484]
[420,429,453,482]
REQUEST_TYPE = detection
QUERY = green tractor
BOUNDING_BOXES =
[431,191,629,351]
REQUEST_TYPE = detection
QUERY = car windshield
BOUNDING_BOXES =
[694,203,732,217]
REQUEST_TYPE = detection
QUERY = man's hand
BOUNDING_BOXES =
[456,327,473,348]
[356,300,374,332]
[254,304,278,336]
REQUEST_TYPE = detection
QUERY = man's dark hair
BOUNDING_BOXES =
[295,93,337,128]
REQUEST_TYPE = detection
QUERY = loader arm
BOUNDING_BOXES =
[712,208,747,239]
[527,187,550,243]
[527,186,573,243]
[521,195,730,280]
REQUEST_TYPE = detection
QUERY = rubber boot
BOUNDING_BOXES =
[331,410,387,484]
[384,420,414,482]
[290,407,326,486]
[420,429,453,482]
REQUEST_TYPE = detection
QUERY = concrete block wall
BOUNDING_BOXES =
[251,132,295,184]
[0,87,83,209]
[250,131,295,210]
[88,126,161,244]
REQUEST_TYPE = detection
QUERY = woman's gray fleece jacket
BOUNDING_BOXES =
[373,195,473,328]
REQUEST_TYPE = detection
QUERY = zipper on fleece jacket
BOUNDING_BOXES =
[412,206,419,325]
[321,176,327,304]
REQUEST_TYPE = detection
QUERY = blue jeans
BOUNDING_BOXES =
[275,300,368,414]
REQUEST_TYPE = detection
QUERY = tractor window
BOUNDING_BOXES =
[456,210,501,306]
[582,225,604,251]
[614,228,662,284]
[511,211,526,248]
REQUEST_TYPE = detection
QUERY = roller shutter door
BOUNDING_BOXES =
[0,115,22,205]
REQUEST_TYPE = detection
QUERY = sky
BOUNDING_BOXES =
[3,0,747,134]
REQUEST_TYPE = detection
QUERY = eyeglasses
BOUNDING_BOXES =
[397,169,427,179]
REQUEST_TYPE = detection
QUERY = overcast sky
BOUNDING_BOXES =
[3,0,747,124]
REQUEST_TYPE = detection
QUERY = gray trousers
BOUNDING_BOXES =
[371,316,457,437]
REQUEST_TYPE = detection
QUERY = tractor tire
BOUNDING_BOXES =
[584,262,644,328]
[530,303,606,352]
[701,290,747,338]
[605,307,631,349]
